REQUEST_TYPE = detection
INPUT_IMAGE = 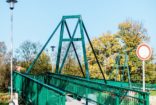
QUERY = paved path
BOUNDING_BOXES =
[66,96,84,105]
[150,96,156,105]
[66,95,156,105]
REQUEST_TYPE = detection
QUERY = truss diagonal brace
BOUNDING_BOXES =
[26,21,62,74]
[82,21,107,84]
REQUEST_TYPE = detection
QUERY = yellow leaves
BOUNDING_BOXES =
[89,64,102,78]
[109,58,115,65]
[119,22,132,30]
[0,93,10,103]
[131,66,136,72]
[86,32,122,79]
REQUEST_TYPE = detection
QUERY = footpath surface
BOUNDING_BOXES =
[150,96,156,105]
[66,95,156,105]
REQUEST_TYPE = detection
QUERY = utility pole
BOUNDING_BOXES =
[6,0,17,105]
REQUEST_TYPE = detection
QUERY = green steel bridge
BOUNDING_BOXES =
[13,15,155,105]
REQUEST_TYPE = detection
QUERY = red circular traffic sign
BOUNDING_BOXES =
[136,43,152,61]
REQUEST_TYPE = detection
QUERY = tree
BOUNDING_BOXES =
[0,42,7,69]
[116,20,155,83]
[16,41,41,63]
[0,42,6,56]
[86,20,156,83]
[31,51,52,74]
[52,43,83,77]
[16,41,51,74]
[86,32,121,79]
[0,42,10,90]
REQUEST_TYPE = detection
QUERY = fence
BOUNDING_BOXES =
[13,71,66,105]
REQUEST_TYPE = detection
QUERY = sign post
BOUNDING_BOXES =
[142,60,145,91]
[136,43,152,91]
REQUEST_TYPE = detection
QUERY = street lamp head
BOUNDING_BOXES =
[6,0,17,10]
[50,46,55,51]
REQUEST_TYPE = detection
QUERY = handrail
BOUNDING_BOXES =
[46,73,149,104]
[47,72,149,95]
[13,71,66,95]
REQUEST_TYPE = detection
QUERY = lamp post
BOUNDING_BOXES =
[6,0,17,105]
[51,46,55,51]
[7,0,17,10]
[50,46,55,72]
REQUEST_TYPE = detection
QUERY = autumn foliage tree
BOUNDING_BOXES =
[86,20,156,83]
[87,32,121,79]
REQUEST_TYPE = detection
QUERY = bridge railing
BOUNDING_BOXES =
[13,71,150,105]
[13,71,66,105]
[30,72,149,105]
[50,73,150,105]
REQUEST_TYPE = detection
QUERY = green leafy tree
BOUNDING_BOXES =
[31,52,52,74]
[116,20,155,83]
[87,32,121,79]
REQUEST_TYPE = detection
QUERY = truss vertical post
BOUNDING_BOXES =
[116,54,120,81]
[125,53,131,87]
[79,18,90,79]
[56,20,64,73]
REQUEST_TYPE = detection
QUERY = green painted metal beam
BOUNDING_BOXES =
[62,38,82,41]
[62,15,81,19]
[82,21,107,83]
[55,21,65,73]
[46,72,150,105]
[13,71,66,105]
[79,18,90,79]
[14,71,66,95]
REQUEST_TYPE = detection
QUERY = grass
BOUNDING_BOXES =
[150,91,156,96]
[0,103,8,105]
[0,92,9,105]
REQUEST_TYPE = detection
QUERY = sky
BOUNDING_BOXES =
[0,0,156,56]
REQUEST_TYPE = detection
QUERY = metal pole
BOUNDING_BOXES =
[10,9,14,101]
[51,54,53,72]
[143,60,145,91]
[7,1,17,105]
[50,46,55,73]
[51,50,53,73]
